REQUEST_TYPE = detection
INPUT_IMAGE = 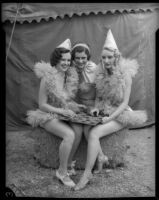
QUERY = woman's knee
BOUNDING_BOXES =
[63,130,75,144]
[83,125,91,139]
[89,128,99,141]
[71,123,83,138]
[76,125,83,137]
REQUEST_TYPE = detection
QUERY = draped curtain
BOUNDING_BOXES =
[3,3,158,130]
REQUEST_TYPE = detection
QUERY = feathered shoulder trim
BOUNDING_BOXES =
[34,61,52,79]
[119,57,139,78]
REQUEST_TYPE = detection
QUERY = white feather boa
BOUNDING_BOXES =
[34,61,79,101]
[26,61,80,127]
[95,57,147,127]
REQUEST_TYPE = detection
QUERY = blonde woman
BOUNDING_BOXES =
[74,30,147,190]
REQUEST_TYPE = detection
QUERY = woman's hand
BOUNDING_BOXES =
[77,104,87,112]
[67,102,87,113]
[90,108,100,117]
[61,109,76,118]
[77,104,87,109]
[102,116,112,124]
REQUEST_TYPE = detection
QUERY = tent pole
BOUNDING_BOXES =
[6,3,22,63]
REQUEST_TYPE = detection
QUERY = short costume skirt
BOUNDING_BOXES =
[26,109,59,128]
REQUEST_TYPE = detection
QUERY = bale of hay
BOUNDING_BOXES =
[29,127,128,169]
[75,128,128,169]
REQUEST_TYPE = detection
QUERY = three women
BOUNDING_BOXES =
[27,30,147,190]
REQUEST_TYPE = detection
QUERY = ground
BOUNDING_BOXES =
[6,126,155,198]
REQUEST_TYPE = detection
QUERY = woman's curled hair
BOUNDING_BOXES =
[103,47,121,66]
[50,47,70,67]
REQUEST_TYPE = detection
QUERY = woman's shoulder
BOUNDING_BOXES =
[68,66,77,74]
[33,61,55,79]
[67,66,79,80]
[87,60,98,72]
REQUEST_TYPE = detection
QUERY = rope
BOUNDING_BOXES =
[6,3,22,63]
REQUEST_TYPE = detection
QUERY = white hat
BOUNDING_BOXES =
[57,38,71,50]
[103,29,118,51]
[72,43,90,52]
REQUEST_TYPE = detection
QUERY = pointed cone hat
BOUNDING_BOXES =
[103,29,118,50]
[57,38,71,50]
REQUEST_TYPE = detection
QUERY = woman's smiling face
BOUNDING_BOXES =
[74,51,88,70]
[56,52,71,72]
[101,49,115,70]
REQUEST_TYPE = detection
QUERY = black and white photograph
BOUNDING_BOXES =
[3,2,157,198]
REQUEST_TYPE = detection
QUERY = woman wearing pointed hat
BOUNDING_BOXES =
[71,42,99,131]
[26,39,85,187]
[74,30,148,190]
[71,42,98,110]
[71,42,109,171]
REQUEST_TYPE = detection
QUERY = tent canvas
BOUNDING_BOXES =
[2,3,158,131]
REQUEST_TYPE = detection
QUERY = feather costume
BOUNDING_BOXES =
[95,57,147,128]
[26,61,79,127]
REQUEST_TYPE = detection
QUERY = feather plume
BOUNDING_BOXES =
[119,58,139,78]
[34,61,52,79]
[116,109,148,127]
[26,110,54,127]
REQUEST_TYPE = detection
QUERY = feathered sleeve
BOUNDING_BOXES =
[34,61,52,79]
[119,57,139,78]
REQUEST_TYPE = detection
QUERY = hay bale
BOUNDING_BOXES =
[29,127,128,169]
[28,127,61,169]
[75,128,128,169]
[100,129,128,168]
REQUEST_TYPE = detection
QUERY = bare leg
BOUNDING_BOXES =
[68,122,83,165]
[84,125,106,167]
[83,124,92,140]
[43,119,75,176]
[75,120,123,190]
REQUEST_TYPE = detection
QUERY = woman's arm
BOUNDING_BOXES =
[103,74,132,123]
[38,78,66,115]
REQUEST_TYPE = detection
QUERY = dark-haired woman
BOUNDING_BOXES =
[26,39,84,187]
[71,43,109,173]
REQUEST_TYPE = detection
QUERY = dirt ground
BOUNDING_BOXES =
[6,125,155,198]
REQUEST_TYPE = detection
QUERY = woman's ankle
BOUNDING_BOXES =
[98,152,104,159]
[83,170,93,178]
[57,168,67,176]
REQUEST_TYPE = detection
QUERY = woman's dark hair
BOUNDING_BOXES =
[71,43,91,61]
[50,47,70,67]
